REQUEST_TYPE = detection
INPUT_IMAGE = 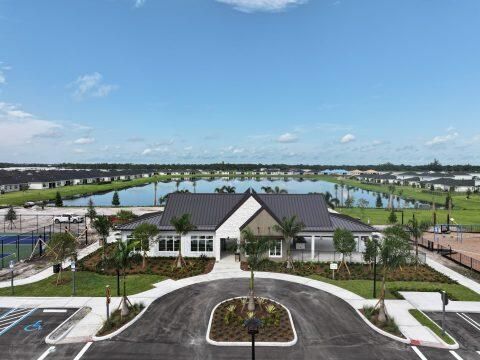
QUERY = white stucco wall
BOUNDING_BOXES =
[214,196,262,260]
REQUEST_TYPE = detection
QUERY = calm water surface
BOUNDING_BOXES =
[63,178,421,208]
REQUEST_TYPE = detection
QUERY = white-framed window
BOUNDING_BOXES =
[158,235,180,251]
[191,235,214,252]
[269,239,282,258]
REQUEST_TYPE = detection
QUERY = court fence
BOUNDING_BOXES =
[416,236,480,273]
[0,221,89,270]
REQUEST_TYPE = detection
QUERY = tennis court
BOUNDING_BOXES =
[0,233,50,269]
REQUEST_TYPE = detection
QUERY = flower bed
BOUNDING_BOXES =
[208,297,295,344]
[78,244,214,279]
[97,303,145,336]
[242,259,455,283]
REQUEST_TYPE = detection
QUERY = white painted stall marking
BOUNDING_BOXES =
[449,350,464,360]
[36,346,56,360]
[411,346,428,360]
[73,342,93,360]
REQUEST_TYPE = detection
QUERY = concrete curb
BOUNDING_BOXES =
[205,297,297,347]
[91,303,149,342]
[354,309,410,345]
[45,307,91,345]
[412,309,459,350]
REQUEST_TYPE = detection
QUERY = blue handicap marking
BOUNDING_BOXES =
[24,320,43,332]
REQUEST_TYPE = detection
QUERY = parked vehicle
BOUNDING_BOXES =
[53,213,84,224]
[24,201,36,208]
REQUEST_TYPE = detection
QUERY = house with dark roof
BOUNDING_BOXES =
[116,191,375,262]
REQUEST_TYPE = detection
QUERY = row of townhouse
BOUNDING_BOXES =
[355,171,480,192]
[0,169,156,193]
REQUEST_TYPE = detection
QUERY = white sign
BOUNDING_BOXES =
[330,263,338,270]
[296,243,306,250]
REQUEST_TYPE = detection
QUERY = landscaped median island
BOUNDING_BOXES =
[361,305,403,338]
[408,309,456,345]
[97,302,145,337]
[208,297,295,344]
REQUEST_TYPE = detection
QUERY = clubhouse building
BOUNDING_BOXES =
[117,191,376,262]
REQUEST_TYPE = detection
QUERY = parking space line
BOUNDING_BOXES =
[457,313,480,331]
[73,342,93,360]
[42,309,67,313]
[411,346,428,360]
[0,308,17,320]
[449,351,464,360]
[36,346,56,360]
[0,308,37,336]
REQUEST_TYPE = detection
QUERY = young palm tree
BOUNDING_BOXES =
[273,216,305,270]
[224,185,236,193]
[239,228,273,311]
[111,240,140,318]
[261,186,273,193]
[171,213,196,268]
[340,181,345,206]
[405,217,431,262]
[387,185,396,209]
[334,183,339,200]
[322,191,339,209]
[375,225,411,323]
[153,180,158,206]
[46,232,77,285]
[273,186,288,194]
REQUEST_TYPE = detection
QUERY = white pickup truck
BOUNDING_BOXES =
[53,213,84,224]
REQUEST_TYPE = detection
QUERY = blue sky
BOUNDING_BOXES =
[1,0,479,165]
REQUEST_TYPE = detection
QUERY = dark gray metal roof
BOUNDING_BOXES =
[255,194,332,231]
[330,213,376,232]
[115,211,163,231]
[422,178,475,187]
[157,193,248,231]
[119,193,375,234]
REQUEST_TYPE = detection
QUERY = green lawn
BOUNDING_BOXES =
[409,309,455,345]
[337,208,480,225]
[0,271,166,297]
[320,176,480,210]
[309,275,480,301]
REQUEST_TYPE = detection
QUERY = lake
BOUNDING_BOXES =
[62,177,423,208]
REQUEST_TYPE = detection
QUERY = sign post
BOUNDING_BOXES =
[71,261,76,296]
[441,290,449,336]
[330,262,338,280]
[9,260,14,295]
[106,285,111,323]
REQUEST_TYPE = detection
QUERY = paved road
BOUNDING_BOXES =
[69,278,454,360]
[0,307,81,360]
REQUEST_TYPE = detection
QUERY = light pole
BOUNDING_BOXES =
[9,260,14,295]
[71,260,76,296]
[372,238,378,298]
[245,318,260,360]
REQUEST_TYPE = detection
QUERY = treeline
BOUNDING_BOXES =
[0,159,478,172]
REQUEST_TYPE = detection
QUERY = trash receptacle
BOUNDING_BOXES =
[53,264,61,273]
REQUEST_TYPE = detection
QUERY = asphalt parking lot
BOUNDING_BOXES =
[62,278,473,360]
[0,307,78,360]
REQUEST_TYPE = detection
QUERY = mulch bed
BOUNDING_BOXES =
[242,259,455,283]
[78,244,215,280]
[209,298,294,342]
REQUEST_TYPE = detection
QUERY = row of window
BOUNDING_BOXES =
[157,235,214,253]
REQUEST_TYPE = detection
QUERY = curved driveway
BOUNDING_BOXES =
[77,278,434,360]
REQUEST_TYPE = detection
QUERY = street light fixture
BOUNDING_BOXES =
[9,260,15,295]
[245,317,261,360]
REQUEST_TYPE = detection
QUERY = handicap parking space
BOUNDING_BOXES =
[0,307,77,360]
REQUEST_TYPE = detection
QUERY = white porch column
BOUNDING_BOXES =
[214,235,221,262]
[311,235,315,260]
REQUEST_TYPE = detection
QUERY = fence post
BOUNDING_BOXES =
[31,231,34,252]
[19,215,22,233]
[17,234,20,260]
[1,240,3,269]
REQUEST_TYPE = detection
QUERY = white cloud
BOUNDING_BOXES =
[73,148,86,154]
[0,102,63,147]
[74,137,95,145]
[277,132,298,143]
[69,72,117,100]
[216,0,307,13]
[425,132,459,146]
[340,133,356,143]
[141,146,169,156]
[134,0,146,7]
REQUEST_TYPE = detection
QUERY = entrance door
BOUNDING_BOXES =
[220,238,238,259]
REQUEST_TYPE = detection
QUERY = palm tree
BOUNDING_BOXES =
[273,216,305,270]
[153,180,158,206]
[224,185,236,193]
[192,179,197,193]
[170,213,196,268]
[111,240,140,318]
[340,181,345,206]
[92,215,112,269]
[405,217,431,262]
[375,225,411,323]
[272,186,288,194]
[387,185,396,209]
[261,186,273,193]
[334,184,339,200]
[239,228,273,311]
[322,191,339,209]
